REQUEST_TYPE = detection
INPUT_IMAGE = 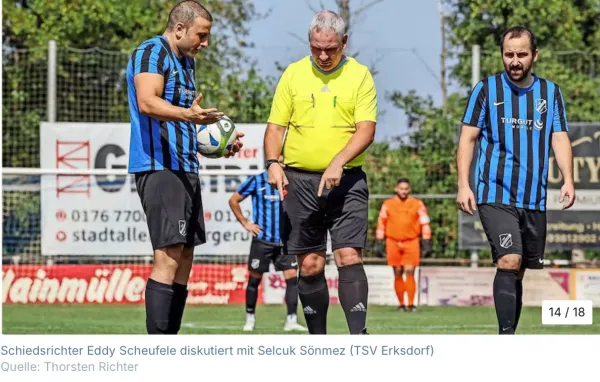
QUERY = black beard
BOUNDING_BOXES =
[504,64,531,82]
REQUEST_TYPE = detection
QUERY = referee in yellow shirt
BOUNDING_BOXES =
[264,10,377,335]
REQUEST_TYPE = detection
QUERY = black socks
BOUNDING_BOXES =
[246,276,262,314]
[145,279,189,334]
[493,269,519,335]
[285,276,299,316]
[169,282,188,334]
[145,278,174,334]
[298,271,329,334]
[514,278,523,331]
[338,263,369,334]
[298,264,369,335]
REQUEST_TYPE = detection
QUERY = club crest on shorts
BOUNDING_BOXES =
[251,259,260,269]
[499,233,513,249]
[178,220,187,236]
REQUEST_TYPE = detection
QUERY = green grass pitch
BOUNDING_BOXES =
[3,304,599,334]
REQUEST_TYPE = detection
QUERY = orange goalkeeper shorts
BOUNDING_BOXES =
[386,237,420,267]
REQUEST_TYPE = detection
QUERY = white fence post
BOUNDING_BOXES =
[47,40,57,123]
[471,44,481,89]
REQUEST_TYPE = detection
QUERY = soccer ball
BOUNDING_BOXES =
[196,116,237,158]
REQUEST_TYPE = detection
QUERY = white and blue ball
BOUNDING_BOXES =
[196,116,237,158]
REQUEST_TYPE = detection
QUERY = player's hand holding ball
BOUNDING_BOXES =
[186,93,224,125]
[224,130,244,158]
[196,113,243,159]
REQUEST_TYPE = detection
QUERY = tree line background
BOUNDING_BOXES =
[3,0,600,261]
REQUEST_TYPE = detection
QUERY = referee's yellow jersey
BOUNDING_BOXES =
[268,56,377,172]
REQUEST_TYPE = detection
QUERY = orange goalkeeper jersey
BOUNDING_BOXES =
[376,196,431,242]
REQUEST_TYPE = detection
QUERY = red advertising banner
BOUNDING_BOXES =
[2,264,257,305]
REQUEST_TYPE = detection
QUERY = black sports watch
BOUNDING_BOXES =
[264,159,279,169]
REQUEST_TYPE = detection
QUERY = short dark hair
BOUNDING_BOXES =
[500,26,537,54]
[167,1,213,31]
[397,178,410,185]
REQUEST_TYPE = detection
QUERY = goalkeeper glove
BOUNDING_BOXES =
[422,239,432,257]
[375,240,385,258]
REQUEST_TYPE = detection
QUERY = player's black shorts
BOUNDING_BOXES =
[248,238,297,273]
[478,203,547,269]
[281,166,369,255]
[135,170,206,250]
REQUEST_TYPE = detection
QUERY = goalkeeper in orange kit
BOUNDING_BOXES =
[376,178,432,311]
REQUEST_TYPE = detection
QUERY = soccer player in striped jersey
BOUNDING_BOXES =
[457,26,575,334]
[126,1,242,334]
[229,161,307,332]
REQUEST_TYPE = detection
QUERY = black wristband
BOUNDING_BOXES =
[264,159,279,169]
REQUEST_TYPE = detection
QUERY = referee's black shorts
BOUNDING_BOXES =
[478,203,546,269]
[281,166,369,255]
[135,170,206,250]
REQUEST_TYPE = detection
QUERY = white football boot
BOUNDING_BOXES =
[283,314,308,332]
[243,313,255,332]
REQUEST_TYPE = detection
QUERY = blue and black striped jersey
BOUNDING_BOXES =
[127,35,199,173]
[462,72,568,211]
[237,172,281,244]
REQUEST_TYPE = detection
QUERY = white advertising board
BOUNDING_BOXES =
[572,269,600,307]
[40,122,265,256]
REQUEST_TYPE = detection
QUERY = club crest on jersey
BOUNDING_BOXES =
[499,233,513,249]
[251,259,260,269]
[535,99,547,114]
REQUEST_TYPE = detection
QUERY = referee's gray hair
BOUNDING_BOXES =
[308,10,346,42]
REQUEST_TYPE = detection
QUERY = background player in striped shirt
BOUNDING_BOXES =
[457,26,575,334]
[376,178,432,312]
[127,1,242,334]
[229,160,307,332]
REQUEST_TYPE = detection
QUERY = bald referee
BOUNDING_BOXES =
[457,26,575,334]
[127,1,242,334]
[264,10,377,335]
